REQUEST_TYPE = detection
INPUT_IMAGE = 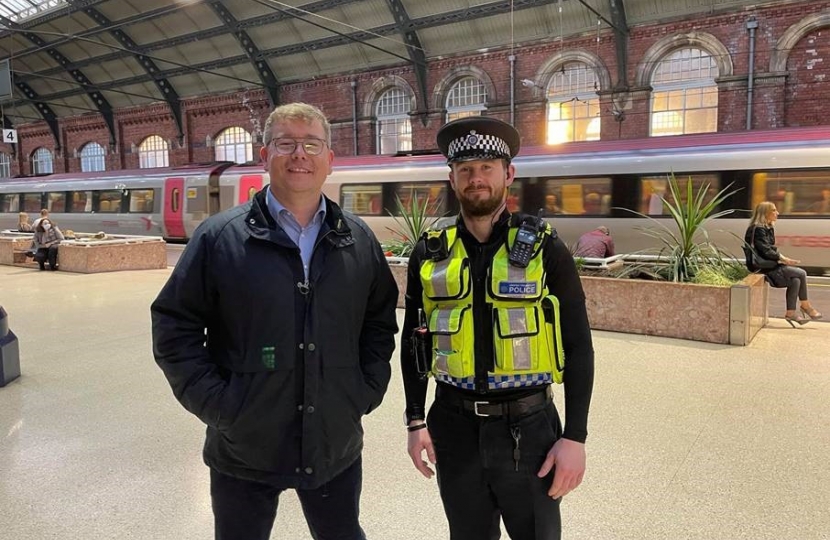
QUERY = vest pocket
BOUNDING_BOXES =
[428,305,473,378]
[493,305,541,372]
[541,295,565,384]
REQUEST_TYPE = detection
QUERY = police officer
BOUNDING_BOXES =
[401,117,595,540]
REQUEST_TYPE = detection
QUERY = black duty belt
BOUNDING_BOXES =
[435,385,550,418]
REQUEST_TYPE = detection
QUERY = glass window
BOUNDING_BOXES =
[0,153,10,178]
[79,142,106,172]
[47,192,66,213]
[31,147,53,175]
[507,183,522,213]
[639,174,720,215]
[97,190,123,213]
[376,88,412,155]
[71,191,93,212]
[139,135,169,169]
[214,127,253,164]
[128,189,155,213]
[22,193,41,213]
[341,185,383,215]
[0,0,68,24]
[546,62,601,144]
[650,48,719,136]
[446,77,487,122]
[392,183,448,216]
[1,194,19,212]
[543,177,612,215]
[753,170,830,215]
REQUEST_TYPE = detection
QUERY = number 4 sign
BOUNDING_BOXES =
[3,129,17,144]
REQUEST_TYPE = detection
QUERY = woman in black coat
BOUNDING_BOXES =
[745,201,822,326]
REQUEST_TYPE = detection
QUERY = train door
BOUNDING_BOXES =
[239,174,264,204]
[164,177,186,239]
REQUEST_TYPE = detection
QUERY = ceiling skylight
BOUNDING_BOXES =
[0,0,67,24]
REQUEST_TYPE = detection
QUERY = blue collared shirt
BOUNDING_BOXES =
[265,188,326,279]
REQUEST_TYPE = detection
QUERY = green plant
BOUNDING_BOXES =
[381,190,441,258]
[621,174,741,283]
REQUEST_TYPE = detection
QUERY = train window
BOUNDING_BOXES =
[542,178,611,215]
[753,170,830,215]
[639,174,719,215]
[47,193,66,213]
[22,193,41,213]
[506,183,522,213]
[128,189,155,213]
[1,194,19,212]
[71,191,93,213]
[341,185,383,215]
[392,183,448,216]
[98,190,123,213]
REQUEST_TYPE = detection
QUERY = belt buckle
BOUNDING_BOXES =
[473,401,490,417]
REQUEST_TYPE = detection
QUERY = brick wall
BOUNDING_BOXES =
[5,0,830,175]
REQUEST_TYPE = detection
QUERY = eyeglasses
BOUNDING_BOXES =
[268,138,328,156]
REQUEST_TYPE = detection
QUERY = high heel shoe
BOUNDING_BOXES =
[784,315,810,327]
[800,308,823,320]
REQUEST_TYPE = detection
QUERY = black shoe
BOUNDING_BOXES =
[38,264,45,271]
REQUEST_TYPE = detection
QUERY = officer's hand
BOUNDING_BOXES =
[537,438,585,499]
[407,425,436,479]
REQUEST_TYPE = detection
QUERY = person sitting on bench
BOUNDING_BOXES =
[32,218,64,271]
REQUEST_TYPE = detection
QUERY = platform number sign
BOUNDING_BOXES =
[3,129,17,144]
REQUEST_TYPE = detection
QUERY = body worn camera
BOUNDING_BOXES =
[424,229,449,261]
[508,209,545,268]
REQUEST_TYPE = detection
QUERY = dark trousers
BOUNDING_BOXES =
[210,456,366,540]
[34,246,58,270]
[780,265,809,310]
[428,394,563,540]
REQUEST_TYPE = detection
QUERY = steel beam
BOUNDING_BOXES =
[607,0,629,88]
[207,1,279,106]
[384,0,429,124]
[13,80,61,149]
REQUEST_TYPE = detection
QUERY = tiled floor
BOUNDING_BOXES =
[1,266,828,539]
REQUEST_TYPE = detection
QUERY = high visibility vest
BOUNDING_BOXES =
[419,224,565,391]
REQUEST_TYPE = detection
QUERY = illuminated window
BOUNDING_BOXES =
[393,183,448,216]
[650,48,719,136]
[756,170,830,215]
[0,153,10,178]
[446,77,487,122]
[32,147,53,175]
[139,136,169,169]
[341,185,383,215]
[80,142,106,172]
[47,192,66,213]
[376,88,412,155]
[215,127,253,164]
[639,174,720,215]
[546,62,601,144]
[98,190,123,213]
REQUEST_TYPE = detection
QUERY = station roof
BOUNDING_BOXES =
[0,0,770,140]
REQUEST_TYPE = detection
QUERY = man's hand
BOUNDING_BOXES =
[407,425,436,479]
[536,438,586,499]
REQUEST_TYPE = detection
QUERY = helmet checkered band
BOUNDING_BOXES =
[446,130,511,162]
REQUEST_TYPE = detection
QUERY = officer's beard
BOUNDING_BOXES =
[458,186,506,218]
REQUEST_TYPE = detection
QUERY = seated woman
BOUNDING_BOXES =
[17,212,33,232]
[32,218,65,271]
[744,201,822,326]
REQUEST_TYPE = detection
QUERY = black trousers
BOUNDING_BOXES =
[428,394,563,540]
[34,246,58,270]
[210,456,366,540]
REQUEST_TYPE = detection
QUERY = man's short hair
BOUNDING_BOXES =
[262,102,331,146]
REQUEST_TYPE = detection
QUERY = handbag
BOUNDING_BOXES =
[745,226,779,270]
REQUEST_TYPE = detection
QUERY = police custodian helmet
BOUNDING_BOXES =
[436,116,521,164]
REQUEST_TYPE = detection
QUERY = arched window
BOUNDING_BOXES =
[32,147,53,175]
[139,135,169,169]
[546,62,601,144]
[650,48,719,136]
[446,77,487,122]
[80,142,106,172]
[214,127,253,164]
[376,88,412,155]
[0,153,10,178]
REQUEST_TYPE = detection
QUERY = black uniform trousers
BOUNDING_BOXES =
[210,456,366,540]
[428,389,563,540]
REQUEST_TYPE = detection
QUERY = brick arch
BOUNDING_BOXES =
[635,32,733,87]
[770,12,830,73]
[362,75,417,118]
[431,66,497,110]
[529,49,612,99]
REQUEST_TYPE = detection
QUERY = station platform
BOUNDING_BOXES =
[0,265,828,540]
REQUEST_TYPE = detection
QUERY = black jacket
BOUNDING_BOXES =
[151,187,399,489]
[744,224,787,286]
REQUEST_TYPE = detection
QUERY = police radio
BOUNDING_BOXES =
[508,209,544,268]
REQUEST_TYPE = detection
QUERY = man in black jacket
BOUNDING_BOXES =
[402,117,594,540]
[151,102,399,540]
